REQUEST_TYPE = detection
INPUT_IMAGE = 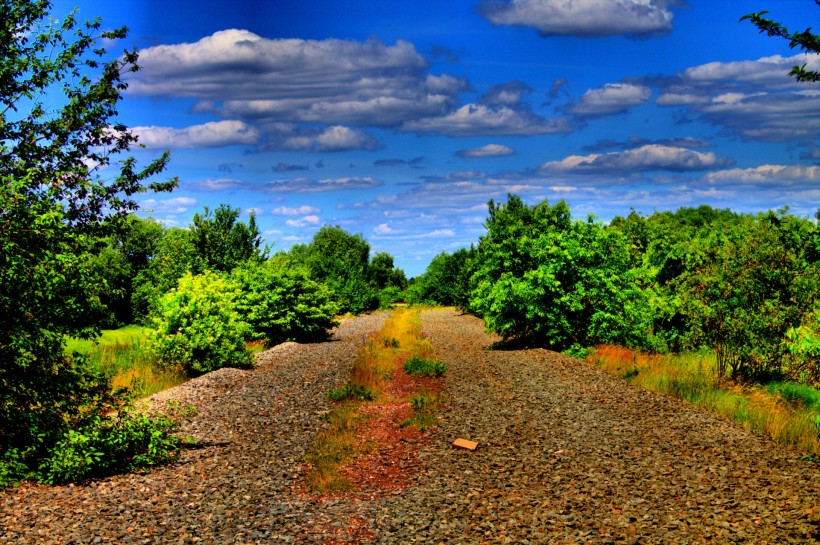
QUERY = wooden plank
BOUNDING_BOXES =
[452,438,478,451]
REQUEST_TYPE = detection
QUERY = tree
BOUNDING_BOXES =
[295,226,379,314]
[0,1,178,483]
[190,204,264,273]
[741,1,820,82]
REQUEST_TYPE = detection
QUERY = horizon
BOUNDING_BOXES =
[54,0,819,277]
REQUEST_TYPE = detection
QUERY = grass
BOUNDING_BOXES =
[66,326,186,399]
[404,355,446,377]
[304,308,446,493]
[587,345,820,456]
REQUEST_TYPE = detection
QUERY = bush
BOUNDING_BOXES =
[404,356,446,377]
[231,260,339,346]
[150,271,252,375]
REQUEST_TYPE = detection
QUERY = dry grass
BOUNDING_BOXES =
[588,345,820,456]
[304,308,445,493]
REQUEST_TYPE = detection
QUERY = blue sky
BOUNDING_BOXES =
[55,0,819,276]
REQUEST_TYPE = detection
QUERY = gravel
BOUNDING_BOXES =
[2,308,818,544]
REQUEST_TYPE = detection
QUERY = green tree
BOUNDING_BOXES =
[741,1,820,82]
[470,195,657,352]
[676,211,820,382]
[0,1,178,483]
[190,204,264,273]
[295,226,379,314]
[231,259,339,346]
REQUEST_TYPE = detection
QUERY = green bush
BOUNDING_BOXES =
[37,409,182,485]
[150,271,252,375]
[404,356,446,377]
[231,260,338,346]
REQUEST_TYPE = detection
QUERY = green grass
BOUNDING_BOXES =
[65,325,184,399]
[65,325,151,354]
[588,345,820,456]
[403,355,446,377]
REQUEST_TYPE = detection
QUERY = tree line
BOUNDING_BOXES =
[413,195,819,386]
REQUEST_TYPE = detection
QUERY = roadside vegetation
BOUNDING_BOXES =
[304,308,445,493]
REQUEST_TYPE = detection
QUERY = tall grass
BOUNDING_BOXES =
[66,326,185,399]
[588,345,820,456]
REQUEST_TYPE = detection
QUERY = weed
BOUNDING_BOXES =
[766,381,820,410]
[382,337,400,349]
[327,383,375,402]
[404,355,446,377]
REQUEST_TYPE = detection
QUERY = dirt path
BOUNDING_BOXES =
[1,309,818,544]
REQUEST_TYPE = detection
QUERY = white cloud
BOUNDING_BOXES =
[456,144,516,158]
[193,178,250,191]
[130,30,465,127]
[570,83,652,116]
[655,53,820,142]
[703,165,820,186]
[403,104,571,136]
[373,223,397,235]
[538,145,733,173]
[139,196,198,213]
[480,0,675,37]
[133,120,259,148]
[272,205,321,215]
[278,125,379,151]
[264,176,383,193]
[285,215,320,228]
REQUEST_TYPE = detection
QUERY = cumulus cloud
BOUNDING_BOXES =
[479,0,676,37]
[263,176,383,193]
[130,30,466,127]
[569,83,652,116]
[272,205,321,215]
[702,165,820,186]
[538,144,733,173]
[373,223,397,235]
[481,81,533,106]
[276,125,379,152]
[285,215,321,228]
[133,120,259,148]
[456,144,516,158]
[403,104,571,136]
[655,53,820,142]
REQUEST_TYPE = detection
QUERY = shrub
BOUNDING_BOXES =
[150,271,252,375]
[231,260,338,346]
[404,356,446,377]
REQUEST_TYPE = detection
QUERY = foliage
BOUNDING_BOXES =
[36,407,183,485]
[741,1,820,82]
[0,1,179,483]
[369,251,408,290]
[131,227,198,323]
[292,226,379,314]
[404,355,446,377]
[675,211,819,382]
[326,383,375,402]
[230,259,338,346]
[150,271,252,375]
[407,247,476,308]
[470,195,658,351]
[190,204,264,274]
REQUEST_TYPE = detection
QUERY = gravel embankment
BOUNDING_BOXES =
[2,309,818,544]
[0,312,387,544]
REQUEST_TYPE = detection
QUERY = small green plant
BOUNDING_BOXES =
[327,383,375,402]
[399,390,442,431]
[382,337,400,349]
[404,356,446,377]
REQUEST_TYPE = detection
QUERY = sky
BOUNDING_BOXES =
[54,0,820,277]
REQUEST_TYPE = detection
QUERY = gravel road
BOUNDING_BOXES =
[2,309,818,544]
